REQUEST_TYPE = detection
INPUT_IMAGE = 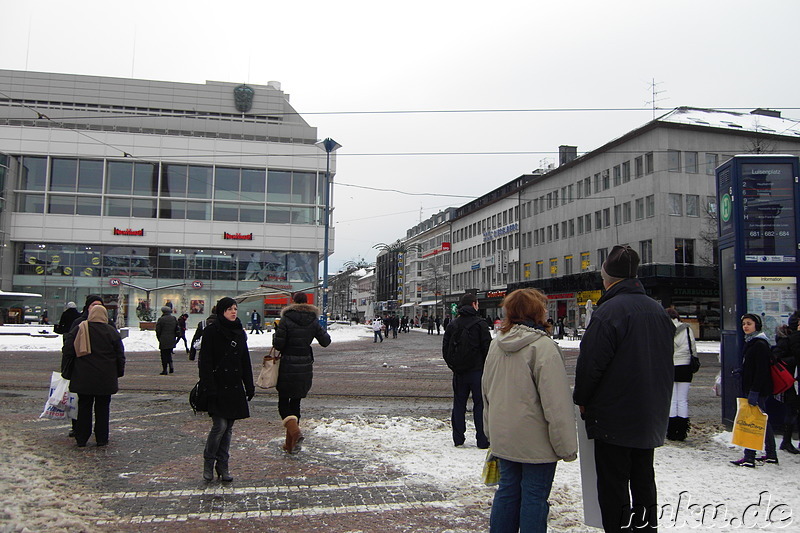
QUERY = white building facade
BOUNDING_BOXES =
[0,69,335,326]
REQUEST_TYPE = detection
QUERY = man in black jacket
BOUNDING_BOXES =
[442,293,492,448]
[573,246,674,532]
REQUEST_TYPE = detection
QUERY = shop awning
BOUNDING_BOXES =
[419,300,440,306]
[0,290,42,299]
[399,302,415,308]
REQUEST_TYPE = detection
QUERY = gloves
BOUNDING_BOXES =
[246,391,254,401]
[747,390,760,406]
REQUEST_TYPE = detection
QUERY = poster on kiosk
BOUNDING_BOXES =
[716,155,800,425]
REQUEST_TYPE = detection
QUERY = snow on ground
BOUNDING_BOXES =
[310,415,800,531]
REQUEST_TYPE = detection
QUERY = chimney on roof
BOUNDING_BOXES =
[559,145,577,166]
[751,108,781,118]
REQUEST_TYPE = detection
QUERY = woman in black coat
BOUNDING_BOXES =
[774,311,800,453]
[731,313,777,467]
[55,301,80,334]
[62,305,125,447]
[199,298,255,482]
[273,292,331,453]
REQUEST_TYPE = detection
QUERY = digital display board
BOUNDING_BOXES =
[741,163,796,262]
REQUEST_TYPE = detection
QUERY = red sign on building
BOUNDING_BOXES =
[223,232,253,240]
[113,227,144,236]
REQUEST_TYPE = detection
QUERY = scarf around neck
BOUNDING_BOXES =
[74,305,108,357]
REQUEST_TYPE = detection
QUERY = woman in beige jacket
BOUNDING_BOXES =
[482,288,578,532]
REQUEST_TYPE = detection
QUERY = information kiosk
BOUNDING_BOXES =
[717,155,799,425]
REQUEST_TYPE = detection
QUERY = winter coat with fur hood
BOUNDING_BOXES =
[273,303,331,398]
[482,324,578,464]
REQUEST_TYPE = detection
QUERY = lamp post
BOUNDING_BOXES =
[316,138,341,330]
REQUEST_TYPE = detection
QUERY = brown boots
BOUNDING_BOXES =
[282,416,302,453]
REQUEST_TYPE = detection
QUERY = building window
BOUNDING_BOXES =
[597,247,608,266]
[614,204,621,226]
[577,181,583,199]
[581,251,591,272]
[640,240,653,264]
[578,216,584,234]
[645,152,654,174]
[584,177,591,197]
[669,193,683,216]
[554,224,559,240]
[594,173,602,194]
[646,195,655,218]
[547,226,553,242]
[585,214,592,232]
[536,261,543,279]
[635,156,643,178]
[623,201,631,224]
[568,184,574,203]
[603,208,610,227]
[668,150,681,172]
[622,161,631,183]
[686,194,700,217]
[685,151,698,173]
[568,218,575,237]
[602,169,610,190]
[635,198,644,220]
[707,196,717,217]
[561,221,567,238]
[613,165,621,187]
[675,238,695,264]
[705,153,719,175]
[595,210,602,229]
[549,258,558,278]
[564,255,573,275]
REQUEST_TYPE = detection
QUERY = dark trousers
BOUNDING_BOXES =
[594,440,657,532]
[204,416,234,466]
[278,396,302,420]
[159,349,174,371]
[743,395,777,460]
[451,370,488,448]
[178,333,189,351]
[75,394,111,445]
[250,324,263,334]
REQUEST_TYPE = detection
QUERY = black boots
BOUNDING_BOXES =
[215,462,233,482]
[667,417,689,441]
[160,364,168,375]
[203,458,214,482]
[780,426,800,454]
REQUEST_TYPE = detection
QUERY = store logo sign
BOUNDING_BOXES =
[113,227,144,236]
[223,232,253,240]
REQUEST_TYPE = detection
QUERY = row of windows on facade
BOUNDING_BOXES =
[15,243,318,283]
[13,156,323,223]
[451,262,518,292]
[452,206,518,243]
[524,238,696,279]
[521,151,719,216]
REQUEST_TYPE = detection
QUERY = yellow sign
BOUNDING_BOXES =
[35,266,44,274]
[91,257,101,266]
[577,290,602,306]
[63,267,73,275]
[28,256,37,265]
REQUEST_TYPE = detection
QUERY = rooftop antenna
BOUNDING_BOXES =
[645,78,668,120]
[131,26,137,78]
[25,15,32,70]
[419,205,423,223]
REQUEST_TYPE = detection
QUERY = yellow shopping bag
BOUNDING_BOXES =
[731,397,768,451]
[481,450,500,486]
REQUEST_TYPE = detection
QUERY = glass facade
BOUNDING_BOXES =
[15,156,322,224]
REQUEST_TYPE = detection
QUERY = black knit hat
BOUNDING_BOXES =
[83,294,103,312]
[216,297,237,317]
[741,313,762,331]
[602,245,640,279]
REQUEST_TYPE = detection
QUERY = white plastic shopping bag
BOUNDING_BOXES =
[39,372,72,420]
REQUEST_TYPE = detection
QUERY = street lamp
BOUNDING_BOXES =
[316,137,342,330]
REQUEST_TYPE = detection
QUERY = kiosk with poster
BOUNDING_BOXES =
[717,155,799,425]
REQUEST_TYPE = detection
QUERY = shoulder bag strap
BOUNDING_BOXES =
[686,328,693,356]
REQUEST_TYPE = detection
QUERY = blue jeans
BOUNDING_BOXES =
[744,394,777,460]
[452,370,488,448]
[204,416,234,466]
[490,458,557,533]
[373,330,383,342]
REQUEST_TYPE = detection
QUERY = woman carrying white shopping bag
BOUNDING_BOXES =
[61,305,125,447]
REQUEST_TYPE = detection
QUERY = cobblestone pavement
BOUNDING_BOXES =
[0,329,721,532]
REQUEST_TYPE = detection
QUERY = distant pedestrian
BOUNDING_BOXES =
[62,305,125,448]
[155,306,179,375]
[391,315,399,338]
[189,307,216,362]
[55,301,80,335]
[273,292,331,453]
[666,308,697,441]
[200,298,254,482]
[427,316,435,335]
[442,293,491,448]
[372,318,383,343]
[41,309,49,325]
[177,313,189,353]
[435,316,442,335]
[250,309,263,334]
[573,245,675,531]
[482,288,577,532]
[774,311,800,454]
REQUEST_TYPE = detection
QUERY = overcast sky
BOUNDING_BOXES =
[4,0,800,272]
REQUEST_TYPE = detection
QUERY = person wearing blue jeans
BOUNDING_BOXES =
[490,460,557,532]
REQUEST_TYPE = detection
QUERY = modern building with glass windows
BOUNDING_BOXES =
[0,69,335,326]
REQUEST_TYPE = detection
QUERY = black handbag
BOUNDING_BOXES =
[687,329,701,374]
[189,380,210,414]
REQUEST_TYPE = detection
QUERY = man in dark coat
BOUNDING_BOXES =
[573,245,675,532]
[442,293,492,448]
[155,306,179,375]
[199,297,255,482]
[273,292,331,453]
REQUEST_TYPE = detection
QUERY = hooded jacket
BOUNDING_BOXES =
[155,308,179,350]
[672,319,696,366]
[273,303,331,398]
[573,278,675,449]
[482,324,578,464]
